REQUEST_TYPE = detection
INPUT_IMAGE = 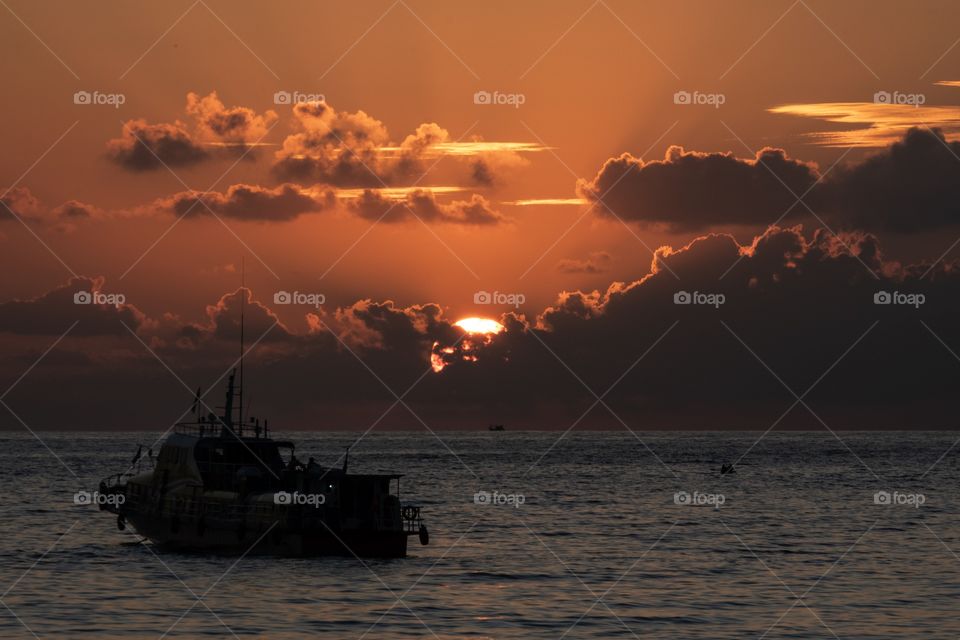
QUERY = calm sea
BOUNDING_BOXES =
[1,431,958,639]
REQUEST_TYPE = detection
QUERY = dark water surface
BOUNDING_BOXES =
[1,430,959,639]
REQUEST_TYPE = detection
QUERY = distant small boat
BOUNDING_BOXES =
[488,424,505,431]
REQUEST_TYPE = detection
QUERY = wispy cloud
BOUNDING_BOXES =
[336,186,466,200]
[770,101,960,147]
[503,198,587,206]
[379,141,551,157]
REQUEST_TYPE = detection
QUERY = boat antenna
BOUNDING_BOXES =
[238,257,245,430]
[191,386,201,415]
[342,437,359,473]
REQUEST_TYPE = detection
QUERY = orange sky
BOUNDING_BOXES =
[1,0,960,430]
[2,0,959,330]
[0,1,959,432]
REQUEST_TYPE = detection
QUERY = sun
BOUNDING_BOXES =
[454,317,504,335]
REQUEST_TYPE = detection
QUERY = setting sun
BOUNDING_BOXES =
[454,317,505,334]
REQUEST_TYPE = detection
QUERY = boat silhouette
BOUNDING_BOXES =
[98,280,429,557]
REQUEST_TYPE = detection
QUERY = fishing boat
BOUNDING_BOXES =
[97,285,429,557]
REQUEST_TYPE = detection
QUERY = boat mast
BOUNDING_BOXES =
[238,257,245,432]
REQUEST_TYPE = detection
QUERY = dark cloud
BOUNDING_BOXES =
[391,123,450,180]
[271,101,528,189]
[466,148,529,187]
[107,119,208,171]
[513,226,959,428]
[190,288,294,344]
[271,104,464,187]
[556,251,612,274]
[580,128,960,235]
[348,189,505,225]
[819,127,960,233]
[470,159,495,186]
[4,228,959,429]
[272,101,391,186]
[150,182,499,225]
[0,186,41,221]
[52,200,101,220]
[107,93,278,171]
[155,183,334,221]
[0,276,144,336]
[578,145,819,230]
[0,189,104,232]
[185,91,277,148]
[334,299,453,351]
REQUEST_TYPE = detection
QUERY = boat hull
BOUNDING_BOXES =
[124,513,410,558]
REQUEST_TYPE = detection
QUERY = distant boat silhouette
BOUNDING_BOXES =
[488,424,505,431]
[97,274,428,557]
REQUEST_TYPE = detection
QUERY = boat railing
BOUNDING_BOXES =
[401,505,424,533]
[174,422,218,437]
[175,421,263,439]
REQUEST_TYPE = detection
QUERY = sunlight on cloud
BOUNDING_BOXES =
[379,141,551,157]
[770,102,960,147]
[335,186,466,200]
[503,198,588,206]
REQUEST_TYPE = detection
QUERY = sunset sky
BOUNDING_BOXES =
[2,0,960,429]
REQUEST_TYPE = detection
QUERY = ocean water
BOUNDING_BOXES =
[1,430,958,639]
